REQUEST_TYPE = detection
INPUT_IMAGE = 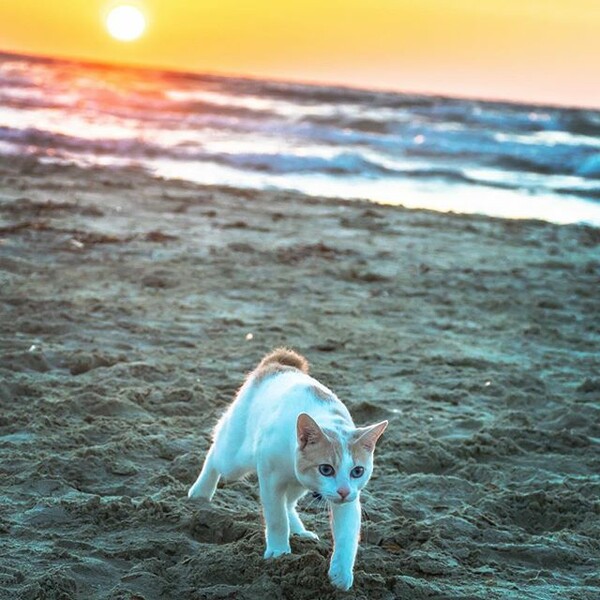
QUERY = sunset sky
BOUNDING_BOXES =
[1,0,599,108]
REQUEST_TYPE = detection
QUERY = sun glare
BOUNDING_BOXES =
[106,5,146,42]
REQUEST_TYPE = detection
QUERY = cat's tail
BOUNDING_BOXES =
[256,347,309,374]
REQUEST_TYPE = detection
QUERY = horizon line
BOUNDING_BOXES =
[1,47,599,113]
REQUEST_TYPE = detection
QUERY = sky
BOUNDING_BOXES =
[0,0,599,108]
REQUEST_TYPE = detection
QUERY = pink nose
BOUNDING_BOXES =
[337,487,350,500]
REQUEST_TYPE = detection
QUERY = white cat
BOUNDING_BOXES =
[188,348,387,590]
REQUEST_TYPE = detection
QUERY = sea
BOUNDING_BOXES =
[1,51,599,225]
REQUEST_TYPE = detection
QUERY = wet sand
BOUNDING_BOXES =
[1,156,599,599]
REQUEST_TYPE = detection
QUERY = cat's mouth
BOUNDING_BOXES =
[329,497,351,505]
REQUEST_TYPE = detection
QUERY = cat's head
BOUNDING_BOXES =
[294,413,387,504]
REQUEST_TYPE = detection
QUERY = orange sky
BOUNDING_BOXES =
[1,0,599,108]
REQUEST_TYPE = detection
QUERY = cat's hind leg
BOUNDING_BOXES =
[188,445,220,501]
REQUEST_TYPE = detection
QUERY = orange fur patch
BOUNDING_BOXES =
[253,347,309,382]
[296,433,343,476]
[252,363,298,384]
[258,347,309,372]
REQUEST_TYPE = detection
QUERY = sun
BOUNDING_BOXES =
[106,5,146,42]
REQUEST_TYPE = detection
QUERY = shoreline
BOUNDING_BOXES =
[5,153,600,228]
[1,155,599,599]
[7,155,600,230]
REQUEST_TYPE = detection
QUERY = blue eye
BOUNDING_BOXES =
[350,466,364,478]
[318,464,335,477]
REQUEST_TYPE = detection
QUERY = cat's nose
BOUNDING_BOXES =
[337,487,350,500]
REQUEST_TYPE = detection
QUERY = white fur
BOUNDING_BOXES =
[188,368,386,590]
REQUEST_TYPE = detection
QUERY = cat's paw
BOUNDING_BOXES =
[328,562,354,591]
[263,544,291,559]
[186,490,212,503]
[293,530,319,541]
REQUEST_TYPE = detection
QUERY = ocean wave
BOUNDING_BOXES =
[576,154,600,179]
[0,124,490,186]
[0,93,66,111]
[490,155,565,176]
[2,121,599,195]
[559,111,600,137]
[221,79,391,106]
[170,100,278,120]
[0,74,34,88]
[85,99,280,127]
[208,76,440,111]
[0,125,391,176]
[554,186,600,201]
[216,150,400,176]
[302,115,392,135]
[0,126,177,161]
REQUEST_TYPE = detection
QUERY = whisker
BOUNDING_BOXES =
[360,501,374,543]
[299,493,330,534]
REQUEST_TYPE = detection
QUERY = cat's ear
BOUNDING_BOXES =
[353,421,388,452]
[297,413,324,450]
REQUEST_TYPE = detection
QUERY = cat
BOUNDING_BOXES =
[188,348,388,590]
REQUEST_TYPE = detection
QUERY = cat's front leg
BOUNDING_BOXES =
[288,501,319,540]
[328,497,361,590]
[258,469,291,558]
[287,488,318,540]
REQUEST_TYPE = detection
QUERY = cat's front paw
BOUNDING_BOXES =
[264,544,291,559]
[328,561,354,591]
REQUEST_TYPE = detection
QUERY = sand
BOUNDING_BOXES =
[0,155,599,600]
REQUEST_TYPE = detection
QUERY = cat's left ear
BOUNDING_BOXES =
[353,421,388,452]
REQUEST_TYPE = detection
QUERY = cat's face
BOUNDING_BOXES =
[295,413,387,504]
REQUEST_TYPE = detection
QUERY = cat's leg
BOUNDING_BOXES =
[258,468,291,558]
[286,489,318,540]
[188,445,220,501]
[328,497,361,591]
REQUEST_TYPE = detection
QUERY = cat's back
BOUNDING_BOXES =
[246,350,352,427]
[217,349,352,467]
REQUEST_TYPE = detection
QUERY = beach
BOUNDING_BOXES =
[1,155,599,599]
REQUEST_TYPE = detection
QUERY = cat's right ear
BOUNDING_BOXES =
[297,413,323,450]
[353,420,388,452]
